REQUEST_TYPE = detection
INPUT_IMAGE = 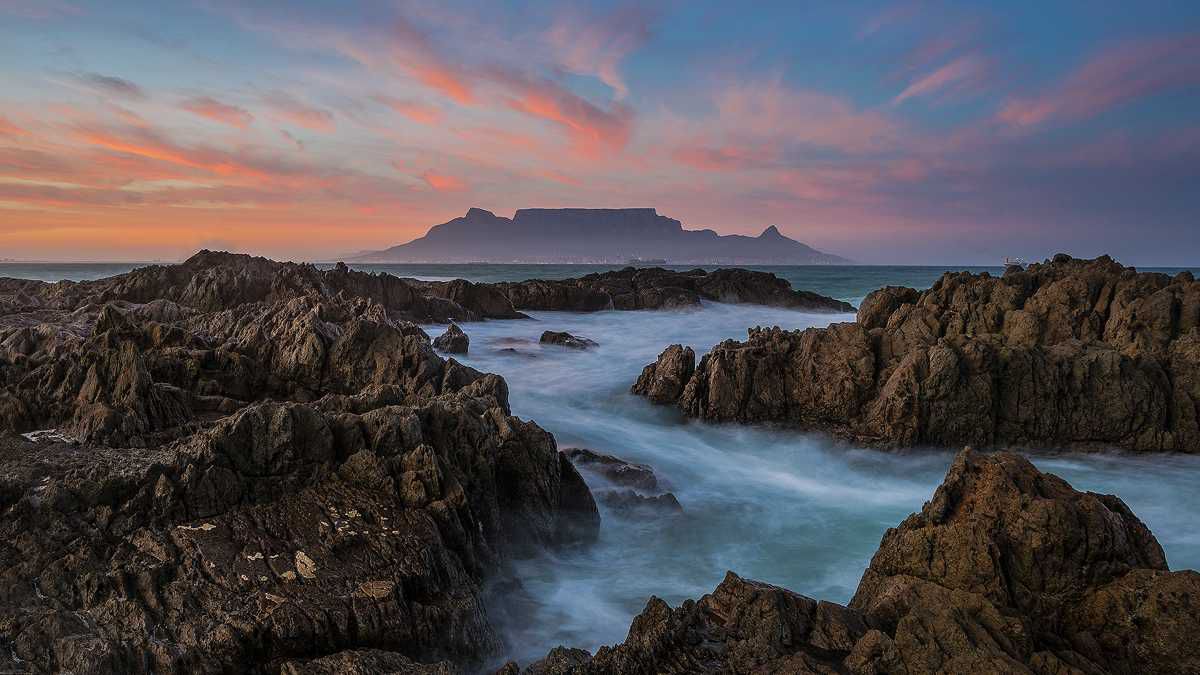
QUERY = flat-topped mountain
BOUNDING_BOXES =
[354,207,850,264]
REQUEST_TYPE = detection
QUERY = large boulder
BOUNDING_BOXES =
[515,449,1200,674]
[634,255,1200,453]
[433,323,470,354]
[540,331,598,350]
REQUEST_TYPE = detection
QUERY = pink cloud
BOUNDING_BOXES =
[387,19,476,105]
[374,96,443,124]
[181,96,254,129]
[422,171,466,191]
[998,34,1200,128]
[491,70,633,158]
[545,6,654,99]
[668,80,901,171]
[265,92,335,132]
[892,54,989,105]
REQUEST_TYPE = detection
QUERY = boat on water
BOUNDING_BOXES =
[1003,256,1027,269]
[625,257,667,265]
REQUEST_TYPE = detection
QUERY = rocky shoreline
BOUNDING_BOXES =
[634,255,1200,452]
[2,251,1197,673]
[0,251,604,672]
[508,448,1200,674]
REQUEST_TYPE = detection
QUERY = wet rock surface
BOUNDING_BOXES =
[539,331,598,350]
[514,449,1200,674]
[495,267,855,313]
[563,449,658,492]
[433,323,470,353]
[634,255,1200,452]
[595,489,682,515]
[0,252,599,673]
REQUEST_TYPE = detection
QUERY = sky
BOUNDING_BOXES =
[0,1,1198,264]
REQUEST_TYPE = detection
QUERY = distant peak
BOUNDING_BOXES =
[464,207,496,219]
[760,225,784,238]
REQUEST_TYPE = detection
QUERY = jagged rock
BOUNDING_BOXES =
[0,253,600,673]
[634,255,1200,452]
[631,345,695,404]
[0,251,527,324]
[0,385,598,673]
[433,323,470,354]
[279,650,453,674]
[496,267,855,312]
[0,293,504,446]
[518,449,1200,674]
[596,489,682,515]
[540,331,598,350]
[563,449,658,491]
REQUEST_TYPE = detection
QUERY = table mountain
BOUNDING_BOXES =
[354,208,850,264]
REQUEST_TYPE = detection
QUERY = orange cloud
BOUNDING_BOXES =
[181,96,254,129]
[374,96,443,124]
[75,127,269,179]
[0,115,25,136]
[388,19,476,105]
[492,70,633,157]
[421,171,466,191]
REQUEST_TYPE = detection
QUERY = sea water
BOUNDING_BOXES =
[6,261,1200,664]
[423,300,1200,664]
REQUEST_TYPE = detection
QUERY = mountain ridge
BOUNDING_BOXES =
[354,207,851,264]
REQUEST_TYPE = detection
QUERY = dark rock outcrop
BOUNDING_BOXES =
[0,251,527,325]
[0,253,599,673]
[539,331,598,350]
[596,489,683,515]
[433,323,470,354]
[563,449,658,492]
[497,267,855,313]
[516,449,1200,674]
[631,345,694,404]
[634,255,1200,452]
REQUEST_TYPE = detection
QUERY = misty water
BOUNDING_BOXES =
[429,301,1200,666]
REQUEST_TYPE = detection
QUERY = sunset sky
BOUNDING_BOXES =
[1,1,1198,264]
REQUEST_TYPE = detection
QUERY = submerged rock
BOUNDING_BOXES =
[518,449,1200,674]
[433,323,470,353]
[634,254,1200,453]
[563,448,658,491]
[596,489,683,515]
[495,267,855,313]
[540,331,598,350]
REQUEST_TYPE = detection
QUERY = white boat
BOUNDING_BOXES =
[1003,256,1026,269]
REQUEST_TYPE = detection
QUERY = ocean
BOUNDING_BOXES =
[5,261,1200,666]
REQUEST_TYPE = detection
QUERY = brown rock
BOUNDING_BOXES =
[433,323,470,353]
[630,345,694,404]
[635,255,1200,452]
[0,253,599,673]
